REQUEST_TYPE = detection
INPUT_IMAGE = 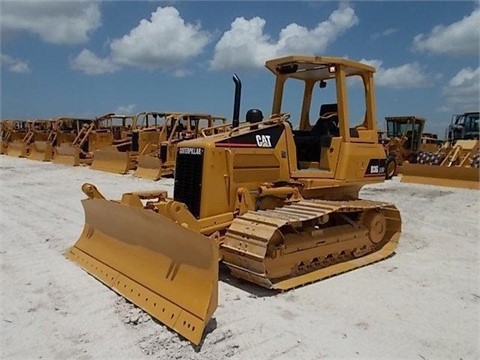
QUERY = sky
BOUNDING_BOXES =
[1,0,479,138]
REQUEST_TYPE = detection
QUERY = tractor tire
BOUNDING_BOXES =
[385,156,396,180]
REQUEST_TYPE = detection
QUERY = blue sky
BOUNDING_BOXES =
[1,1,479,137]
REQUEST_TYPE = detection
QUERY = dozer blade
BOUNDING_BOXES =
[53,144,80,166]
[67,193,218,345]
[91,146,131,174]
[7,141,28,158]
[134,155,163,181]
[28,141,53,161]
[401,163,480,190]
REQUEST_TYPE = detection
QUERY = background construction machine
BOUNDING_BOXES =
[1,120,20,154]
[27,119,58,161]
[381,116,431,179]
[401,111,479,189]
[89,113,137,172]
[446,111,479,142]
[67,55,402,345]
[53,115,129,166]
[7,120,50,158]
[134,113,227,180]
[89,111,168,174]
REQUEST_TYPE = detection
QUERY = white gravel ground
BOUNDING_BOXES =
[1,155,479,359]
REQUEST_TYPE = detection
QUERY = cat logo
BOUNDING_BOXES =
[255,134,272,147]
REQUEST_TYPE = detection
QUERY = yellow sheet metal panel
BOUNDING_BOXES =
[67,197,218,345]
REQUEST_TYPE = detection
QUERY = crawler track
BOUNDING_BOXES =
[221,199,402,290]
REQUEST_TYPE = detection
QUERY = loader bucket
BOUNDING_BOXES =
[53,144,80,166]
[67,193,218,345]
[401,162,480,190]
[28,141,53,161]
[134,155,163,181]
[91,146,132,174]
[7,140,28,157]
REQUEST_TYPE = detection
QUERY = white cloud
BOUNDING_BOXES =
[70,49,119,75]
[71,6,210,75]
[440,67,480,111]
[371,28,398,40]
[110,7,210,69]
[173,69,192,78]
[412,8,480,56]
[0,53,31,73]
[360,59,430,89]
[115,104,136,114]
[0,0,101,45]
[210,5,359,70]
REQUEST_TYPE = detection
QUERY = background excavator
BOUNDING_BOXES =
[67,55,402,345]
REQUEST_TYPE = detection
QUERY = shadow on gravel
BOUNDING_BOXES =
[219,264,277,298]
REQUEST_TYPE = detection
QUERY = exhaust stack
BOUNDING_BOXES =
[232,74,241,128]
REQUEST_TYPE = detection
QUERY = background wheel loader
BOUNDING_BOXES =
[134,113,227,180]
[401,111,479,189]
[67,55,402,345]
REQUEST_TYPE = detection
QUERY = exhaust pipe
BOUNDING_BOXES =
[232,74,241,129]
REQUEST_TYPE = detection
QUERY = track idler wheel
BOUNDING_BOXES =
[362,211,387,244]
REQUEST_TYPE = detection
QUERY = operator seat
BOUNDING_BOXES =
[311,103,339,137]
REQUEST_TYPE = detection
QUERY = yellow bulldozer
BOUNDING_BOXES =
[401,111,479,189]
[1,120,19,154]
[89,112,177,175]
[67,55,402,345]
[29,117,99,162]
[89,113,138,172]
[7,119,51,158]
[28,119,60,161]
[134,113,227,180]
[53,115,128,166]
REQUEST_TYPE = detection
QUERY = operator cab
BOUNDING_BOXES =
[265,55,380,177]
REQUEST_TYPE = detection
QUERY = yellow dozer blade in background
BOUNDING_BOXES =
[90,145,133,174]
[53,144,82,166]
[401,140,480,190]
[7,140,29,158]
[28,141,54,161]
[134,154,163,181]
[67,184,218,345]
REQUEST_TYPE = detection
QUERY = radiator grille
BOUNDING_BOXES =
[160,144,167,162]
[131,132,139,152]
[173,148,204,218]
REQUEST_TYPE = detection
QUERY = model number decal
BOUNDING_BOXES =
[255,135,272,147]
[369,165,384,174]
[365,159,386,177]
